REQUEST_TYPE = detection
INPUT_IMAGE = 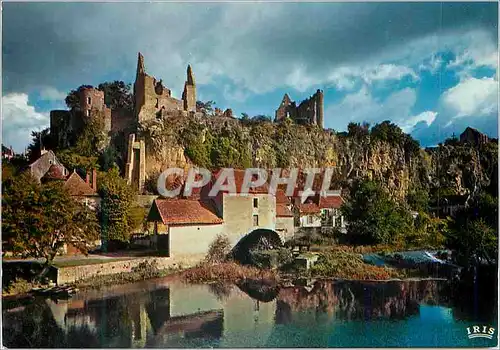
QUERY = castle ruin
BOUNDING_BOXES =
[50,52,325,193]
[275,90,324,127]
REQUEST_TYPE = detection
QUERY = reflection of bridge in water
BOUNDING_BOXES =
[3,278,449,348]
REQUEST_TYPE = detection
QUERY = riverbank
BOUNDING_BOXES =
[2,248,456,299]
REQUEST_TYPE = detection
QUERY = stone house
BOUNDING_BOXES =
[28,149,68,182]
[318,194,346,231]
[63,169,101,211]
[204,169,277,247]
[145,170,301,258]
[147,198,224,258]
[297,202,322,228]
[2,144,14,160]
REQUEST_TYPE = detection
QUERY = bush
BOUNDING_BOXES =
[248,248,293,269]
[131,259,160,279]
[181,262,278,283]
[205,234,232,264]
[309,251,399,280]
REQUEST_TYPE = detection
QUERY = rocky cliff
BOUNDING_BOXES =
[136,115,497,199]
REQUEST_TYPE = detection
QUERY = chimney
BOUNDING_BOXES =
[85,170,90,184]
[91,168,97,191]
[41,147,48,156]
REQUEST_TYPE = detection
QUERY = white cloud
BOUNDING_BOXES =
[327,64,418,91]
[441,76,498,118]
[325,86,417,131]
[2,93,49,153]
[418,54,443,74]
[401,111,438,133]
[39,86,66,102]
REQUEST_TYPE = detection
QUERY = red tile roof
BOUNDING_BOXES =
[42,164,66,181]
[275,189,291,204]
[153,199,223,225]
[64,172,97,196]
[319,195,344,209]
[298,202,321,214]
[211,169,269,194]
[276,204,294,217]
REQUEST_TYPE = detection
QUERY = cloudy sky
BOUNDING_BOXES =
[2,2,498,152]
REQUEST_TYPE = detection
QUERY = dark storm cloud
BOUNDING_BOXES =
[2,2,497,95]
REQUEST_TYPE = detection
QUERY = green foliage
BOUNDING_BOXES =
[2,173,99,271]
[27,128,56,161]
[75,114,107,156]
[205,234,232,264]
[309,251,396,280]
[196,100,216,116]
[99,144,119,171]
[181,123,212,168]
[181,122,252,169]
[406,188,430,212]
[446,192,498,267]
[342,179,413,245]
[371,120,404,144]
[248,248,293,269]
[98,167,137,242]
[405,212,447,248]
[97,81,133,110]
[56,148,100,172]
[347,122,370,140]
[210,135,252,168]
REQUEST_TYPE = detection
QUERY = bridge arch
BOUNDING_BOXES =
[231,228,283,265]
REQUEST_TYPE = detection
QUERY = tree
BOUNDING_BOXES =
[2,173,99,277]
[196,100,215,116]
[347,122,370,140]
[97,81,133,111]
[341,179,413,245]
[371,120,404,144]
[406,188,430,212]
[446,192,498,267]
[27,128,56,161]
[98,167,138,243]
[75,113,108,156]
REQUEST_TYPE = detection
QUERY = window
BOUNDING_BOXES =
[87,109,91,117]
[307,216,313,224]
[253,215,259,226]
[87,97,91,104]
[253,197,258,208]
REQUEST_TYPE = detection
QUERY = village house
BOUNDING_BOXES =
[28,149,68,182]
[147,198,224,258]
[145,170,300,258]
[275,189,295,241]
[2,144,14,160]
[28,151,102,255]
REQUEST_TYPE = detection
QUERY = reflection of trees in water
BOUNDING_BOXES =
[275,280,446,323]
[208,282,233,302]
[2,301,103,348]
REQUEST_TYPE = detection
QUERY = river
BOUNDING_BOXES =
[2,278,498,348]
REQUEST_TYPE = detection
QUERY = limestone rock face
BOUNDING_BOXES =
[135,115,496,199]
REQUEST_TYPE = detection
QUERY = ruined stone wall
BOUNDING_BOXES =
[275,90,323,127]
[111,108,135,133]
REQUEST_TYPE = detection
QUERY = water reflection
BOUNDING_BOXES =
[2,278,497,348]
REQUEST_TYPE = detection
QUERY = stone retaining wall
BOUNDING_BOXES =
[56,254,205,285]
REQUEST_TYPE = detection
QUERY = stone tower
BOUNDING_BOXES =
[182,65,196,112]
[316,89,324,128]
